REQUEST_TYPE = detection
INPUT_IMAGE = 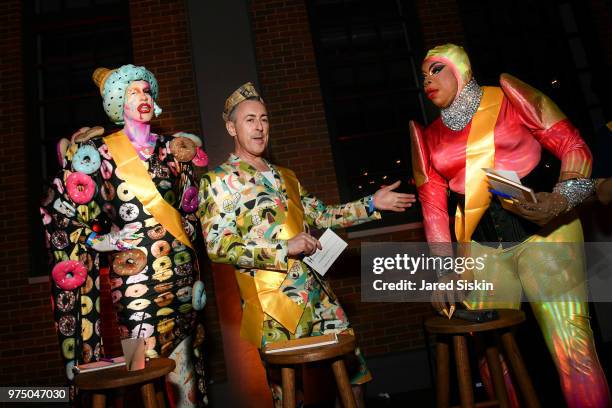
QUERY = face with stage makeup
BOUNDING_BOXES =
[123,80,154,123]
[422,60,458,109]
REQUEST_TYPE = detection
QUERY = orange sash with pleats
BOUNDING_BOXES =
[104,131,193,249]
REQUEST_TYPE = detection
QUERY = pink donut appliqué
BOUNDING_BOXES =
[100,160,113,180]
[98,144,111,160]
[52,260,87,291]
[192,147,209,167]
[66,172,96,204]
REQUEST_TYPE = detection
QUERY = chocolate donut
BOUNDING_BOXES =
[174,262,193,276]
[169,137,196,162]
[111,249,147,276]
[58,315,76,337]
[56,291,76,312]
[177,276,194,288]
[50,231,69,250]
[100,180,116,201]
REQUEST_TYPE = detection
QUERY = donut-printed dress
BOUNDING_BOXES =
[41,133,207,406]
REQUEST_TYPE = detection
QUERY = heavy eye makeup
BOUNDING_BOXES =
[430,63,445,75]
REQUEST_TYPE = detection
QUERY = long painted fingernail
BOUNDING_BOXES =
[449,305,455,319]
[442,308,449,318]
[462,300,472,310]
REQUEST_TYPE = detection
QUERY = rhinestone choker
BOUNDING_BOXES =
[441,78,483,131]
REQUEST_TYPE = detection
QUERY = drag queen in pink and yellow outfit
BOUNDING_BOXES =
[411,44,611,407]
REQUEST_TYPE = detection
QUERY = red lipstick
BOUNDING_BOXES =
[137,103,151,114]
[425,89,438,99]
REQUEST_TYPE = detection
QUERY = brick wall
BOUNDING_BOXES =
[0,0,63,386]
[416,0,465,50]
[129,0,202,137]
[250,0,340,204]
[588,0,612,66]
[336,228,430,357]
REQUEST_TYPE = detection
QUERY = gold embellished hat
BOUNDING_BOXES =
[223,82,264,121]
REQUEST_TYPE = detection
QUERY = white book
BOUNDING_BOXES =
[483,168,537,203]
[303,228,348,276]
[73,357,126,374]
[264,333,339,354]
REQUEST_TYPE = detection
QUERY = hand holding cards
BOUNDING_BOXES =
[484,168,537,203]
[302,229,347,276]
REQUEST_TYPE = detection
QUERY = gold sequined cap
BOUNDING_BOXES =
[223,82,263,121]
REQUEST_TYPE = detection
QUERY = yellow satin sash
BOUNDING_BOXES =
[236,165,306,347]
[103,131,193,249]
[454,87,503,243]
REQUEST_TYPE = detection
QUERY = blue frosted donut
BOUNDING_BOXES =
[192,280,206,311]
[72,145,101,175]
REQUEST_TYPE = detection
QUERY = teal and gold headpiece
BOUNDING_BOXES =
[92,64,162,125]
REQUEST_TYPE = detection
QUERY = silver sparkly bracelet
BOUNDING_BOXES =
[552,178,596,210]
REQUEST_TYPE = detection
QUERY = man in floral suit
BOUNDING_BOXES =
[198,82,415,407]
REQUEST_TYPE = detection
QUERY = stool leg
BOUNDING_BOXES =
[156,378,167,408]
[113,387,125,408]
[281,366,296,408]
[92,393,106,408]
[453,335,474,408]
[500,331,541,408]
[485,341,510,408]
[140,382,158,408]
[436,338,450,408]
[331,359,357,408]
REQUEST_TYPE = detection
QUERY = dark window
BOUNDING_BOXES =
[308,0,426,228]
[24,0,132,276]
[457,0,606,140]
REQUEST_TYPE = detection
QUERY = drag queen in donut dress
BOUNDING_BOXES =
[41,64,208,407]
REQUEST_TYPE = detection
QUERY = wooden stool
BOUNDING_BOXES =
[262,334,358,408]
[425,309,540,408]
[75,357,175,408]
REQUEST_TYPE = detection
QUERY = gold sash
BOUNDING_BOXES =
[103,131,193,249]
[236,166,306,347]
[454,87,503,243]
